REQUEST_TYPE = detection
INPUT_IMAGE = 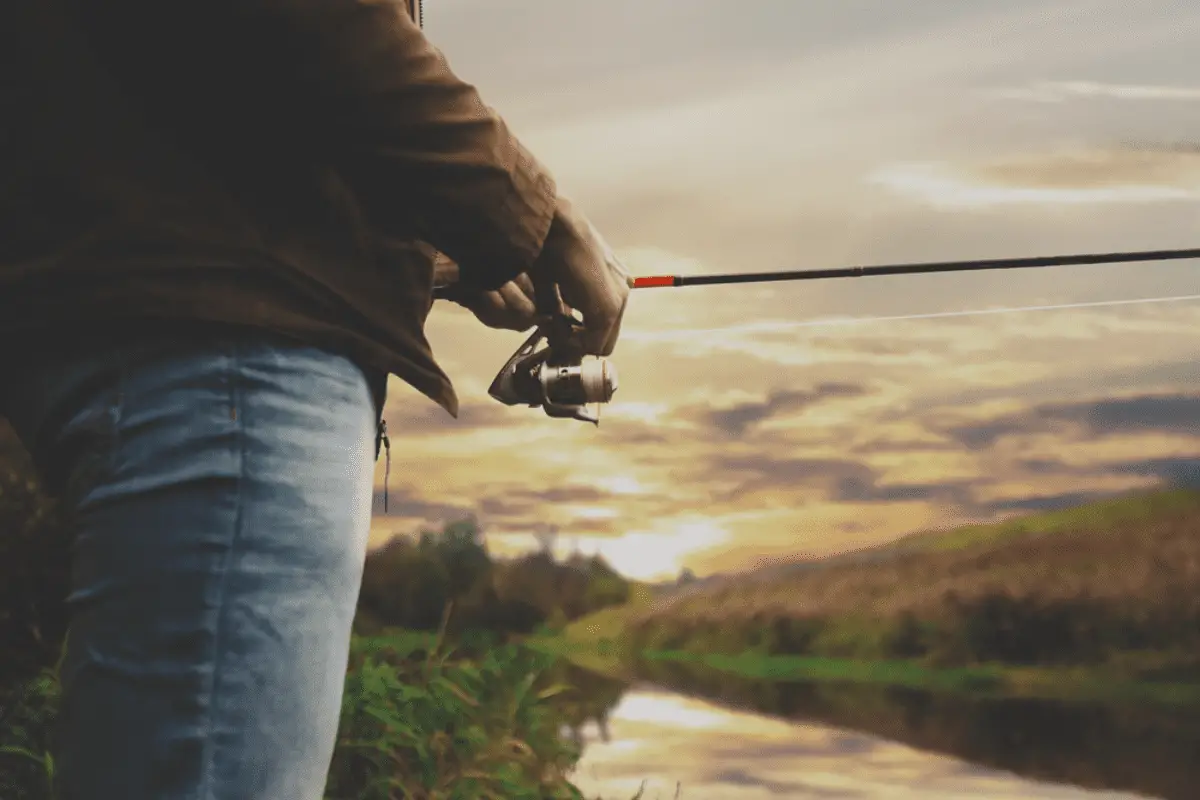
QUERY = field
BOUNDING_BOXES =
[553,488,1200,701]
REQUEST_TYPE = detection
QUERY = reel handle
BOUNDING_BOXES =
[532,277,586,364]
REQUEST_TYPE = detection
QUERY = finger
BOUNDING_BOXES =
[432,254,460,287]
[578,282,629,355]
[514,272,536,300]
[600,286,631,355]
[494,283,537,331]
[514,272,562,318]
[457,287,504,325]
[497,281,537,323]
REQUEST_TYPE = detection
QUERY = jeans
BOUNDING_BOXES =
[2,328,379,799]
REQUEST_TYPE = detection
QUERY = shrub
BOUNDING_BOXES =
[2,632,618,800]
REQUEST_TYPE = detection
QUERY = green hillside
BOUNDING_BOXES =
[886,488,1200,553]
[554,487,1200,700]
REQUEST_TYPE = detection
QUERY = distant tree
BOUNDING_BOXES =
[358,536,452,630]
[583,572,630,612]
[677,567,697,586]
[417,529,438,552]
[437,516,492,594]
[357,516,632,635]
[533,525,559,559]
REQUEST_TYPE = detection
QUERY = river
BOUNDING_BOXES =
[552,663,1200,800]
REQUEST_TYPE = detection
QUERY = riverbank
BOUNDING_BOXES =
[546,488,1200,708]
[531,635,1200,707]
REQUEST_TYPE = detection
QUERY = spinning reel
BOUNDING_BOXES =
[486,290,619,425]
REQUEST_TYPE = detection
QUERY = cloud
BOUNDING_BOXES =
[698,383,870,437]
[869,150,1200,210]
[431,0,1200,278]
[981,490,1111,515]
[831,475,975,507]
[713,454,873,488]
[939,392,1200,448]
[477,484,618,521]
[1050,393,1200,436]
[989,80,1200,104]
[943,417,1037,450]
[357,2,1200,578]
[1107,455,1200,487]
[853,437,961,455]
[710,453,976,509]
[970,147,1200,190]
[371,488,474,521]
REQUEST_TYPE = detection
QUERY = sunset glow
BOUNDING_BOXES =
[369,0,1200,584]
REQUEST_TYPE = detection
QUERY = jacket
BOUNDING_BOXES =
[0,0,560,430]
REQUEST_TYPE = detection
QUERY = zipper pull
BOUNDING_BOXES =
[378,419,392,513]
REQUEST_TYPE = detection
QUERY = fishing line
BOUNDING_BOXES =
[756,292,1200,330]
[619,292,1200,341]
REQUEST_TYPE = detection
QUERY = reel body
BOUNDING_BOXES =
[487,314,618,424]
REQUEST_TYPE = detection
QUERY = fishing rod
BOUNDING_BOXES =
[444,246,1200,425]
[629,247,1200,289]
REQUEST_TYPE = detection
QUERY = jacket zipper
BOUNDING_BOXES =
[376,419,391,512]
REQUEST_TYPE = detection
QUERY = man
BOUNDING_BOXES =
[0,0,630,797]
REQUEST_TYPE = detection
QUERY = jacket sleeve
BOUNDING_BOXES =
[69,0,558,291]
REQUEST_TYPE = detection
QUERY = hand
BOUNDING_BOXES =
[433,196,633,353]
[434,253,545,332]
[527,194,632,356]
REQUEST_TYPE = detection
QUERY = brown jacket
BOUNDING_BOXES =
[0,0,561,421]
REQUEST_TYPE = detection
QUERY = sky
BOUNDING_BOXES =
[370,0,1200,581]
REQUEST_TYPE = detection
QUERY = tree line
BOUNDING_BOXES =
[354,518,631,638]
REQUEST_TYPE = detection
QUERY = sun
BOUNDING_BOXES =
[591,518,730,582]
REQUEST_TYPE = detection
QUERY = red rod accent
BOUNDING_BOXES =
[632,276,677,288]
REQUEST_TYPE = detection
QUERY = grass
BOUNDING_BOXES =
[561,581,655,644]
[891,487,1200,553]
[1,619,651,800]
[548,487,1200,707]
[635,487,1200,625]
[538,636,1200,707]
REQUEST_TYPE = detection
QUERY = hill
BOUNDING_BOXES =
[562,487,1200,677]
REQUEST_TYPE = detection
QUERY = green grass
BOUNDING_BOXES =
[560,489,1200,656]
[526,635,638,683]
[548,489,1200,709]
[540,637,1200,707]
[653,651,1200,706]
[2,626,649,800]
[560,581,655,644]
[894,487,1200,553]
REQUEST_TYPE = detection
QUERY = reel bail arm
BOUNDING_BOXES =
[485,280,619,424]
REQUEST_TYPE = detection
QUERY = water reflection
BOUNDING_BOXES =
[550,659,1199,800]
[568,688,1153,800]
